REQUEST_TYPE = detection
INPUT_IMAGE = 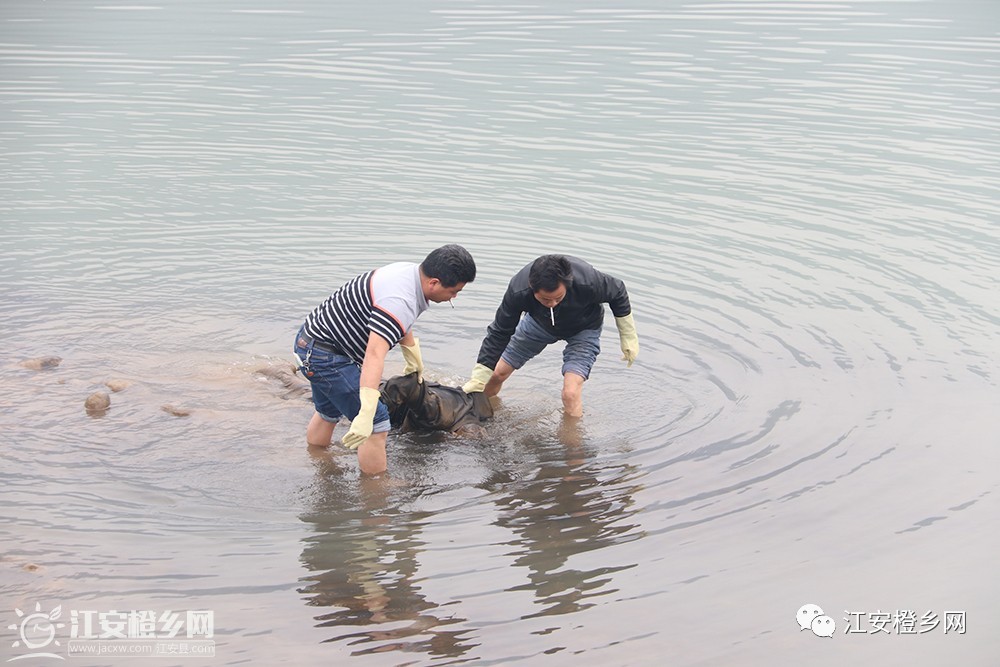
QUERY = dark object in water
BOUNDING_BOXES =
[380,372,493,436]
[161,404,191,417]
[104,378,132,392]
[85,391,111,417]
[20,356,62,370]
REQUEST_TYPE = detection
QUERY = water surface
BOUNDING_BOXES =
[2,0,998,664]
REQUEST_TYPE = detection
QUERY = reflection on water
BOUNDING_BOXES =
[2,0,998,664]
[296,427,648,658]
[298,453,476,660]
[491,434,643,621]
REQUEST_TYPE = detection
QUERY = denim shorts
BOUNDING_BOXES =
[294,327,391,432]
[500,315,602,380]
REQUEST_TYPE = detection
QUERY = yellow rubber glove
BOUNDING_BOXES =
[400,337,424,383]
[462,363,494,393]
[615,313,639,367]
[342,387,381,450]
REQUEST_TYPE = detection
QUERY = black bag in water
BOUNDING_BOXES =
[380,372,493,435]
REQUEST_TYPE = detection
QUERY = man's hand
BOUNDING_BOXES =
[615,314,639,367]
[462,363,494,393]
[342,387,381,449]
[400,337,424,383]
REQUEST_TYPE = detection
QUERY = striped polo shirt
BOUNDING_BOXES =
[303,262,429,365]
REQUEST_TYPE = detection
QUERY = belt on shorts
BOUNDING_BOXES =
[298,333,343,355]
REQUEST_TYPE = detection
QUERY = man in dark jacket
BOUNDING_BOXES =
[461,255,638,418]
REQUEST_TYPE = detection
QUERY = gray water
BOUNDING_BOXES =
[2,0,998,665]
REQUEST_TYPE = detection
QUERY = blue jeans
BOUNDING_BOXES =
[294,327,391,432]
[500,316,602,380]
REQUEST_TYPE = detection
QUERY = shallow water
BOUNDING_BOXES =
[2,0,998,665]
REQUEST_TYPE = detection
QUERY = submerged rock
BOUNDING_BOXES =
[104,378,132,392]
[85,391,111,416]
[20,356,62,370]
[161,404,191,417]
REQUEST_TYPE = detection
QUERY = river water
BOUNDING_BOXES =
[1,1,998,665]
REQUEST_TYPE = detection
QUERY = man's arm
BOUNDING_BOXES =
[342,331,392,450]
[398,328,424,381]
[463,285,525,393]
[360,331,391,390]
[476,286,525,369]
[595,269,631,317]
[593,269,638,367]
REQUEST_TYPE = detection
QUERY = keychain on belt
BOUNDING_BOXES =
[294,347,314,377]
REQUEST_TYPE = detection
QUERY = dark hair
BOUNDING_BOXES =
[528,255,573,293]
[421,244,476,287]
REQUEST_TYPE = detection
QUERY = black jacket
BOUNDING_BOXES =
[476,256,631,369]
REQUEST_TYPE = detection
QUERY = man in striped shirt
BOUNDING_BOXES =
[294,245,476,475]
